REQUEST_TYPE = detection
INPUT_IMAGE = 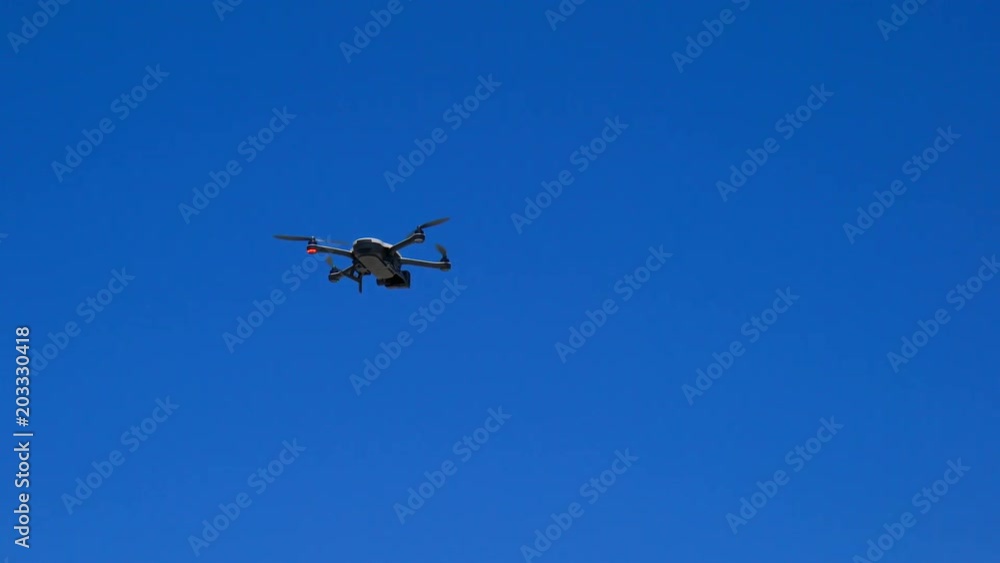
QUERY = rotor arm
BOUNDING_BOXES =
[399,257,451,271]
[328,263,363,292]
[389,217,449,253]
[330,262,358,278]
[389,233,422,253]
[312,244,354,259]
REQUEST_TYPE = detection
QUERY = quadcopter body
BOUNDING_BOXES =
[274,218,451,293]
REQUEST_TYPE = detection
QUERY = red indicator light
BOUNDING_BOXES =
[306,247,317,254]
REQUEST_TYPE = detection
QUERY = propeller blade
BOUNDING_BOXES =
[325,256,336,269]
[417,217,450,230]
[435,244,449,261]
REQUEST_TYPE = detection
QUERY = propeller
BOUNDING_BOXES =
[325,256,338,271]
[414,217,449,233]
[273,234,351,245]
[435,244,449,262]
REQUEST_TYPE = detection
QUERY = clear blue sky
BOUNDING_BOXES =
[3,1,998,562]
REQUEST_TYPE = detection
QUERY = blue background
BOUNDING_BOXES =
[2,0,998,561]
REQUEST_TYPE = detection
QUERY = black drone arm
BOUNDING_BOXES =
[312,245,354,259]
[390,232,422,253]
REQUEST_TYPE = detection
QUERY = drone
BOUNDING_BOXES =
[273,217,451,293]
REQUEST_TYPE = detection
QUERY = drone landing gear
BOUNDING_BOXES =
[337,270,363,293]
